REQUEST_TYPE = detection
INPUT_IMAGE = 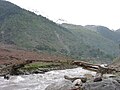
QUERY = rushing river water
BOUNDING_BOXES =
[0,67,96,90]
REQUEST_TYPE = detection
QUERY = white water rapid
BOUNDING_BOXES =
[0,67,96,90]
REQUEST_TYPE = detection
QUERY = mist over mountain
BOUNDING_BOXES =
[0,0,120,63]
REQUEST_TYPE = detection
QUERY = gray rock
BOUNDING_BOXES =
[4,74,10,80]
[82,79,120,90]
[72,79,83,86]
[45,79,75,90]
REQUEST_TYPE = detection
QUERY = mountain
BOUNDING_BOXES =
[0,0,86,59]
[0,0,119,63]
[116,29,120,33]
[61,23,120,62]
[85,25,120,43]
[0,0,76,53]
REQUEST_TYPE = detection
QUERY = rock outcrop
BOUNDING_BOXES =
[45,77,120,90]
[82,78,120,90]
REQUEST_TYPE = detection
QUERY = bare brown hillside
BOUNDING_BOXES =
[0,44,73,66]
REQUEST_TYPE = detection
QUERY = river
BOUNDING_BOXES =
[0,67,96,90]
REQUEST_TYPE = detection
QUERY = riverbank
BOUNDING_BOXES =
[17,61,77,75]
[0,47,77,76]
[0,59,78,76]
[0,66,120,90]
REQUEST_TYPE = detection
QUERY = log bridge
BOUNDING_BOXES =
[0,59,119,78]
[0,59,57,76]
[73,61,120,76]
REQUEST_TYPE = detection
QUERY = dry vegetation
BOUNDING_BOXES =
[0,44,74,66]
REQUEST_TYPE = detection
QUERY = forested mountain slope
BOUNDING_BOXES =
[61,23,120,62]
[0,0,119,63]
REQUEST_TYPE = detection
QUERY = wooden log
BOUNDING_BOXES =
[72,61,120,75]
[0,59,62,76]
[0,60,34,76]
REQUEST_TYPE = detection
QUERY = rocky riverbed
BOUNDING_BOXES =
[0,67,96,90]
[0,67,120,90]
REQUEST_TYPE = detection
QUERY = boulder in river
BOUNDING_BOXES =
[82,78,120,90]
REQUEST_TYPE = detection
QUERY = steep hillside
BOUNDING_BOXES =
[0,0,87,60]
[61,23,120,61]
[0,0,118,63]
[0,0,77,54]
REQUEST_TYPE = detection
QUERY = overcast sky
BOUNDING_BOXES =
[7,0,120,30]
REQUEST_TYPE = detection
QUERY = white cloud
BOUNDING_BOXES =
[6,0,120,30]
